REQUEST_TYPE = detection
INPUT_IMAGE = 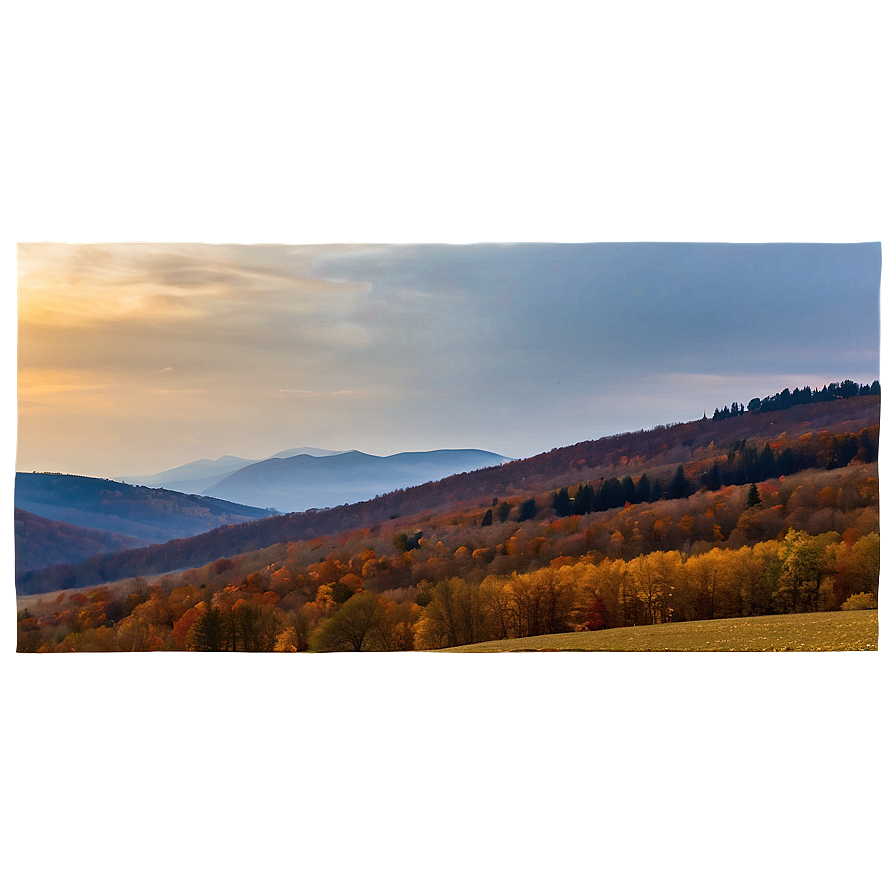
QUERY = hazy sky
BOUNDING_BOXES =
[0,0,896,481]
[17,242,880,479]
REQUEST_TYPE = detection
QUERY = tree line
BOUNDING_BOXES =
[17,528,879,653]
[546,426,878,520]
[712,380,880,421]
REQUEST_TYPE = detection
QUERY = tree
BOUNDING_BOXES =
[635,474,651,504]
[734,541,781,617]
[172,603,205,650]
[310,592,388,652]
[703,463,722,492]
[274,627,300,652]
[583,595,609,630]
[381,600,421,651]
[668,465,691,500]
[552,487,572,517]
[573,483,595,515]
[319,581,354,604]
[187,601,225,651]
[833,532,880,603]
[481,508,493,527]
[227,600,269,650]
[630,551,681,624]
[776,529,832,613]
[414,577,489,648]
[746,483,761,508]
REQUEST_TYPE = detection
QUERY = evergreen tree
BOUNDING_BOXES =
[759,443,776,480]
[668,465,691,500]
[598,477,623,511]
[190,601,224,651]
[703,462,722,491]
[573,483,595,515]
[777,447,797,476]
[746,482,761,508]
[518,497,538,521]
[635,473,651,503]
[481,508,493,527]
[552,487,572,517]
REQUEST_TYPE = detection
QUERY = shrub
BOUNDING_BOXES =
[841,592,877,611]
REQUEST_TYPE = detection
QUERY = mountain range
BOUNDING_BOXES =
[121,447,512,512]
[120,447,346,495]
[197,449,513,512]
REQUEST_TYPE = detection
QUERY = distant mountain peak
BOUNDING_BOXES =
[204,447,513,512]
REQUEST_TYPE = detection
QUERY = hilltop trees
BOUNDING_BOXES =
[714,380,879,420]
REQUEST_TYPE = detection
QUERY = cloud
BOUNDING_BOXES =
[16,242,881,477]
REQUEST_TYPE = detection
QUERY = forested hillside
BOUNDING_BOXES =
[17,463,879,652]
[17,389,880,652]
[14,473,273,552]
[14,508,146,577]
[17,392,879,595]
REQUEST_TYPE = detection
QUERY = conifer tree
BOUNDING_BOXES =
[552,487,572,517]
[636,474,651,504]
[573,483,595,515]
[669,465,691,500]
[704,462,722,491]
[189,601,224,651]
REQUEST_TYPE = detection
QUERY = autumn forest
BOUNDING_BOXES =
[16,385,881,652]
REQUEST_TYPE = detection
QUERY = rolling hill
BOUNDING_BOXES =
[14,473,274,545]
[14,392,879,596]
[14,508,147,577]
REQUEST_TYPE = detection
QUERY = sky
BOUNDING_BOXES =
[5,4,894,893]
[16,241,880,479]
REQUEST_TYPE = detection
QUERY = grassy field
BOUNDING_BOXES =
[442,610,878,652]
